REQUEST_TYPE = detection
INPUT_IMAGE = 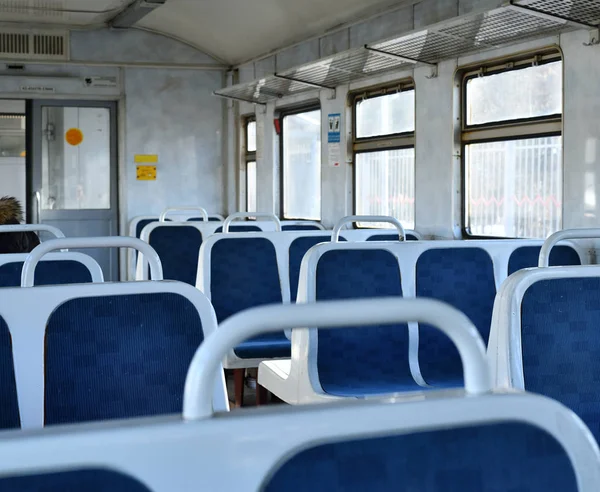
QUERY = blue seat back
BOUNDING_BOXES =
[0,469,152,491]
[314,249,413,396]
[209,237,288,359]
[44,292,204,425]
[148,226,202,285]
[521,277,600,441]
[264,422,577,491]
[0,316,19,429]
[214,225,262,233]
[416,248,496,387]
[0,261,92,287]
[282,224,322,231]
[367,233,419,241]
[508,245,581,275]
[135,218,167,239]
[187,217,222,222]
[289,236,343,302]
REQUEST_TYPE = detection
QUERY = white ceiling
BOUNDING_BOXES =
[0,0,412,65]
[138,0,408,64]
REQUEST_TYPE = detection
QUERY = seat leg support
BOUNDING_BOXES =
[256,384,269,406]
[234,369,245,408]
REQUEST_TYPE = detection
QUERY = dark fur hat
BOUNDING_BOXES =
[0,196,24,224]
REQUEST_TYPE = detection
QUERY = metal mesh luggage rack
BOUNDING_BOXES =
[214,0,598,105]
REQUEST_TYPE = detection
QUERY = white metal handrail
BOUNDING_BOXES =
[182,298,490,420]
[22,237,163,287]
[160,207,209,222]
[222,212,281,233]
[332,215,406,242]
[538,229,600,267]
[0,224,65,239]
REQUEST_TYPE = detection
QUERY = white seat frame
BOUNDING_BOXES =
[259,238,588,404]
[0,299,596,491]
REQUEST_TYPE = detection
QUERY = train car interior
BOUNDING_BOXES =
[0,0,600,490]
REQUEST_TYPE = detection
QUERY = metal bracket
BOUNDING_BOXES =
[364,45,436,68]
[212,91,267,106]
[584,28,600,47]
[506,0,597,30]
[425,64,439,79]
[274,74,336,99]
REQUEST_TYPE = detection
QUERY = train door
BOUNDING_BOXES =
[29,100,118,281]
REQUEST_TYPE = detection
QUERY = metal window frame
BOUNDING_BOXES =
[279,104,322,221]
[460,49,564,239]
[350,80,416,228]
[243,116,257,213]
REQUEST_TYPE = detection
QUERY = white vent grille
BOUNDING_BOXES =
[0,30,68,60]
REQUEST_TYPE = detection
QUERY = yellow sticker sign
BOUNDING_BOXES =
[65,128,84,146]
[134,154,159,164]
[137,165,157,181]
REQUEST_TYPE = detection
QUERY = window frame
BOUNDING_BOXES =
[279,104,322,221]
[243,116,256,213]
[351,79,416,229]
[460,49,563,239]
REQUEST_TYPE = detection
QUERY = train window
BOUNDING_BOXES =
[465,62,562,127]
[352,82,415,229]
[462,53,563,239]
[244,118,257,213]
[281,108,321,220]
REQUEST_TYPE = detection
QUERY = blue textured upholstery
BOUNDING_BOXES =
[315,249,416,396]
[521,277,600,442]
[282,224,322,231]
[214,225,262,233]
[148,226,202,285]
[0,469,151,491]
[44,293,204,425]
[508,245,581,275]
[0,260,92,287]
[367,233,418,241]
[210,238,289,359]
[264,422,577,492]
[135,218,162,239]
[0,316,19,429]
[288,236,343,302]
[416,248,496,388]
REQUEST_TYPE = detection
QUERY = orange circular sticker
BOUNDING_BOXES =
[65,128,84,146]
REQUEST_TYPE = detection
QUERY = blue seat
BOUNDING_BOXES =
[416,248,496,387]
[520,277,600,442]
[148,226,202,285]
[314,249,416,396]
[135,218,168,239]
[0,316,19,429]
[44,292,204,425]
[187,217,222,222]
[288,236,345,302]
[282,224,323,231]
[264,422,577,491]
[0,260,92,287]
[0,469,151,492]
[209,237,289,359]
[214,225,262,233]
[508,245,581,275]
[367,233,419,241]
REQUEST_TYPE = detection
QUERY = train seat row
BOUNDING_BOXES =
[0,218,600,489]
[0,298,597,491]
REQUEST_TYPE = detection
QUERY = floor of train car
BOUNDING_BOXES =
[225,369,283,408]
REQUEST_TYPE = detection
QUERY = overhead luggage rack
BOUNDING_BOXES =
[214,0,594,105]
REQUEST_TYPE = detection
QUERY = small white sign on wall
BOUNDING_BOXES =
[327,113,341,167]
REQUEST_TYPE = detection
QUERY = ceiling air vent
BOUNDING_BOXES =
[0,30,68,60]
